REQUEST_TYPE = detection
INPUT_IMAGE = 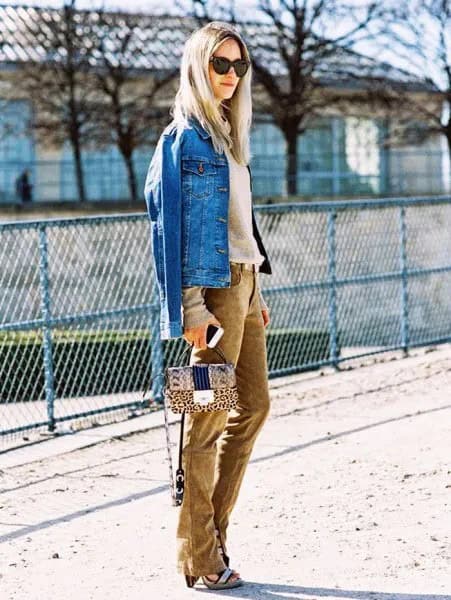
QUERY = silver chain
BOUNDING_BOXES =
[162,392,177,507]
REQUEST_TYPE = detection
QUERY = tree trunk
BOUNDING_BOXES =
[72,137,86,202]
[445,129,451,194]
[123,151,138,202]
[285,128,298,196]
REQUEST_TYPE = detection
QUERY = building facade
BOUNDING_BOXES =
[0,6,446,204]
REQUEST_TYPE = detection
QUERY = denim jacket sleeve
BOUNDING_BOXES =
[144,128,184,339]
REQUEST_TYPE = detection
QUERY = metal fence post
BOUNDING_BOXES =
[149,282,164,404]
[399,205,410,356]
[38,225,56,432]
[326,210,339,369]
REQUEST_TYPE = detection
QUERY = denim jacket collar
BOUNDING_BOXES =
[188,116,211,140]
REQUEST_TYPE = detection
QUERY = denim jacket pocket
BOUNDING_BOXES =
[182,159,217,199]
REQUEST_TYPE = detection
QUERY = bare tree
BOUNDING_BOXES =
[88,11,179,202]
[183,0,385,194]
[12,1,98,202]
[373,0,449,155]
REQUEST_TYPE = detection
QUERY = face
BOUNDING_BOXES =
[208,38,243,104]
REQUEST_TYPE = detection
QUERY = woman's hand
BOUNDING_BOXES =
[262,309,270,328]
[183,317,222,350]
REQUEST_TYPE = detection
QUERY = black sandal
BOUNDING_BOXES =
[215,527,230,567]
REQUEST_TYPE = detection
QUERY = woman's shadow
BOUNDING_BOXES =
[195,582,451,600]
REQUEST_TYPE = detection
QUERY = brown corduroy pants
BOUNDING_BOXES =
[176,262,271,577]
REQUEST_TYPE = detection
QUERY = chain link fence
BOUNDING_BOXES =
[1,196,451,445]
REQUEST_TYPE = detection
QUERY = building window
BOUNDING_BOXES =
[59,142,155,202]
[251,114,387,199]
[251,116,285,197]
[0,100,34,202]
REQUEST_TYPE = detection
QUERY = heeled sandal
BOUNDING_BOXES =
[185,575,199,588]
[184,529,236,588]
[185,568,242,590]
[202,567,243,590]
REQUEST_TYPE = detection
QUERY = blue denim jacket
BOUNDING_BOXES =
[144,117,272,340]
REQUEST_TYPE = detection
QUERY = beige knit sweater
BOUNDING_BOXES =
[182,139,269,329]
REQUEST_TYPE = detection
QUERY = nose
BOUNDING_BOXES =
[224,64,238,78]
[224,68,237,80]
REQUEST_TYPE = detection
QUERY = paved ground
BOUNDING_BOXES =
[1,346,450,600]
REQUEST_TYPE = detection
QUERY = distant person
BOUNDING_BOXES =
[15,169,33,203]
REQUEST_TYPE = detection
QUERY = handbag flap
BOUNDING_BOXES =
[208,363,236,389]
[165,362,236,391]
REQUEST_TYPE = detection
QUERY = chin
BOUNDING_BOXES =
[222,90,235,100]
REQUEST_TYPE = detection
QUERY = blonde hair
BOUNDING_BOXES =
[171,21,252,165]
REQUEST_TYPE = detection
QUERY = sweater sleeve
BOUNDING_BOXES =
[181,287,215,329]
[182,272,269,330]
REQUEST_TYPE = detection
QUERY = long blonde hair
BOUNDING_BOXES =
[171,21,252,165]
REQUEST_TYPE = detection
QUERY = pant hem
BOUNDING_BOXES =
[176,559,227,578]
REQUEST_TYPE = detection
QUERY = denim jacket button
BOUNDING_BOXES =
[198,163,204,174]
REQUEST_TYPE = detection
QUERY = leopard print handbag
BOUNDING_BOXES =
[164,344,238,414]
[164,342,238,505]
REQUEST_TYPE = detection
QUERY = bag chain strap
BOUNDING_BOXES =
[162,382,178,506]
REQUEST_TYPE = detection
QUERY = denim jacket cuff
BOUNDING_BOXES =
[160,321,183,340]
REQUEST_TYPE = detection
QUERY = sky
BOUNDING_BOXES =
[5,0,243,14]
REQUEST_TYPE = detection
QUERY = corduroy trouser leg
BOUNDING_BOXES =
[176,262,271,577]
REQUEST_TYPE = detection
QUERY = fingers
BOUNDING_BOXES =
[184,326,207,350]
[183,317,222,350]
[183,331,204,348]
[196,328,207,350]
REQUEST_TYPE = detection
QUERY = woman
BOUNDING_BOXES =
[144,21,272,590]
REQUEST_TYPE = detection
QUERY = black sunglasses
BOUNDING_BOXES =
[209,56,250,78]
